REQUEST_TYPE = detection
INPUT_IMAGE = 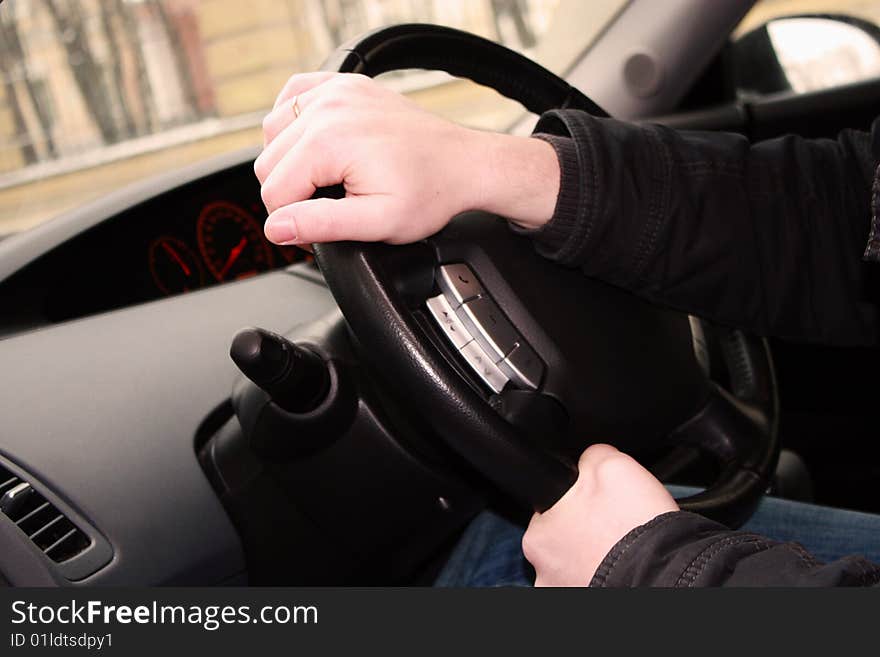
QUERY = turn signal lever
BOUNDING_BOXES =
[229,326,355,458]
[230,328,329,413]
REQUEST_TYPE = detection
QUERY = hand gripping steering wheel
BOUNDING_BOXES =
[313,24,779,528]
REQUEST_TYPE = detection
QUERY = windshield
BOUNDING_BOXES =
[0,0,626,234]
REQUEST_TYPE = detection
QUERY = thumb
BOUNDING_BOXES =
[264,196,393,245]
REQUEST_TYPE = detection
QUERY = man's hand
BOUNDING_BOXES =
[255,73,559,246]
[522,444,679,587]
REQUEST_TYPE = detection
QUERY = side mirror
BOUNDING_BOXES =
[732,15,880,95]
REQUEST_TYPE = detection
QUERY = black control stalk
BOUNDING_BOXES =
[230,327,329,413]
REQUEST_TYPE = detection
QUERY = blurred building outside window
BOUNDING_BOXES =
[0,0,567,233]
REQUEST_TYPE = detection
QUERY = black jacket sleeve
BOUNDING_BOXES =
[589,511,880,587]
[528,111,880,345]
[524,112,880,586]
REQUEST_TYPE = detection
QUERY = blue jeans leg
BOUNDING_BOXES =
[434,489,880,587]
[433,510,533,587]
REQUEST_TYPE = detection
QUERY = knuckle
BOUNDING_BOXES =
[300,128,327,155]
[592,449,634,484]
[337,73,359,88]
[315,92,347,114]
[576,444,636,491]
[327,73,371,98]
[282,72,306,95]
[347,73,371,88]
[307,124,343,161]
[577,443,619,471]
[324,75,348,92]
[253,155,269,183]
[260,183,277,211]
[521,526,542,566]
[262,111,283,139]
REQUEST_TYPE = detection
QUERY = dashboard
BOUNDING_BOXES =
[0,160,309,328]
[0,148,339,585]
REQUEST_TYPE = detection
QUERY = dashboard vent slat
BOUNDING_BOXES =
[0,463,91,564]
[44,528,90,563]
[44,527,78,558]
[28,512,65,543]
[0,466,20,496]
[0,462,17,494]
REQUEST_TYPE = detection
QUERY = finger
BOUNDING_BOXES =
[260,136,337,213]
[273,71,337,110]
[254,115,308,183]
[262,97,308,147]
[264,196,394,245]
[263,72,337,146]
[521,513,547,571]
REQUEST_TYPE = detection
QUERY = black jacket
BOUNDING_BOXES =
[530,110,880,586]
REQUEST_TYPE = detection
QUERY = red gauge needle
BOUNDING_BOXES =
[162,241,191,276]
[218,237,248,279]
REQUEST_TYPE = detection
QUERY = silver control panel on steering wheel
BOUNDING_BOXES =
[426,264,544,393]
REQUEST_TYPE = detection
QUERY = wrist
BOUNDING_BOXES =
[471,131,560,230]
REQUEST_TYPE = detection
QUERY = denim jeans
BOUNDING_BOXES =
[434,486,880,587]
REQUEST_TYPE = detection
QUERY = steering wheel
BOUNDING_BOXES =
[313,24,779,528]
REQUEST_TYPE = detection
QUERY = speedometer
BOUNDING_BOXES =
[196,201,274,281]
[148,236,205,296]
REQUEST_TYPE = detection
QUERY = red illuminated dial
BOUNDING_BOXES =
[148,236,205,296]
[197,201,274,281]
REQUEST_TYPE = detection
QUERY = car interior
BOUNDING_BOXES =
[1,0,879,586]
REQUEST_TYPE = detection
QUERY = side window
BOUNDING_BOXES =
[1,0,594,234]
[732,1,880,97]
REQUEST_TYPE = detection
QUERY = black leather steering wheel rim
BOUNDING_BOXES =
[321,23,608,116]
[313,24,779,528]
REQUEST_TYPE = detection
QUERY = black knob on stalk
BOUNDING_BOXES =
[230,327,329,413]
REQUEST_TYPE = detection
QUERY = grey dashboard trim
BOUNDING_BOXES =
[0,141,339,585]
[0,515,64,586]
[0,269,338,585]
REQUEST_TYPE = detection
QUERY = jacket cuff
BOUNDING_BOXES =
[589,511,754,587]
[512,133,583,257]
[509,110,601,266]
[522,110,675,280]
[589,510,880,587]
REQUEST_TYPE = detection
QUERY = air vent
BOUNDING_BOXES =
[0,462,91,563]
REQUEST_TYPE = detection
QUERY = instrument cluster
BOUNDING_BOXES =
[37,164,311,323]
[147,200,307,297]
